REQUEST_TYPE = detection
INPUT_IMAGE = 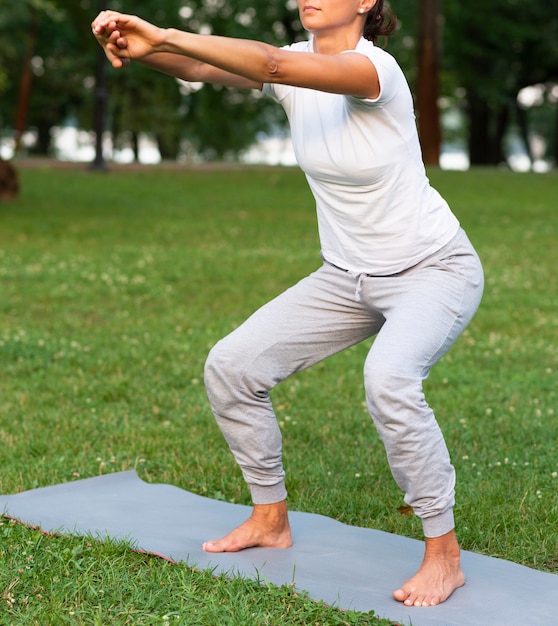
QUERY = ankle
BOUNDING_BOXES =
[424,530,461,560]
[251,501,289,527]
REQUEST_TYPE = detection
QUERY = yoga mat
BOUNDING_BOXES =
[0,471,556,626]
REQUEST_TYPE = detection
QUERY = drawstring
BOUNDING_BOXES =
[323,257,367,302]
[354,273,366,302]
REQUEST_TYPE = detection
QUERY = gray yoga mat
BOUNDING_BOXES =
[0,471,556,626]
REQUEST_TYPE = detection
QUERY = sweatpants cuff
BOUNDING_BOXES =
[422,508,455,538]
[249,480,288,505]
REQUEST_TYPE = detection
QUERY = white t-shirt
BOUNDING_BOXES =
[263,37,459,276]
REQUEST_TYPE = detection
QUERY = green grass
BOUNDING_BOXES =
[0,163,557,624]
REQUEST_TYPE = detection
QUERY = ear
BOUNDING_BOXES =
[358,0,378,14]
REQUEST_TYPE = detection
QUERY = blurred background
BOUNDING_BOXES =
[0,0,557,171]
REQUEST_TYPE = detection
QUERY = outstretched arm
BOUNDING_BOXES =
[92,12,260,89]
[92,13,262,89]
[91,11,380,99]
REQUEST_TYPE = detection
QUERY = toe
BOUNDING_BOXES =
[393,588,406,602]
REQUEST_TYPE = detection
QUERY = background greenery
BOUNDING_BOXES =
[0,165,557,623]
[0,0,557,164]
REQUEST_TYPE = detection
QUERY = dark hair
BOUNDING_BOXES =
[363,0,397,44]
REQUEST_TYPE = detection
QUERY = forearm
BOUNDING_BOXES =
[159,29,277,85]
[139,52,202,79]
[139,51,261,89]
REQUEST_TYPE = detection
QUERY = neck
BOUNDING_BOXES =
[313,33,362,54]
[310,24,364,55]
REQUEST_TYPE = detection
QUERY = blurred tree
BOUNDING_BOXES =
[102,0,195,161]
[0,0,88,155]
[416,0,442,165]
[91,0,109,170]
[142,0,303,159]
[0,0,419,162]
[444,0,558,166]
[2,0,555,166]
[85,0,304,161]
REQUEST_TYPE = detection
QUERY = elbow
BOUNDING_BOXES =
[263,49,281,83]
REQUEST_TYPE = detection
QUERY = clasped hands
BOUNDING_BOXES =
[91,11,166,68]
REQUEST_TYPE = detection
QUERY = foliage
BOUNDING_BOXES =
[0,0,90,149]
[153,0,302,158]
[0,0,304,159]
[443,0,558,164]
[0,0,557,161]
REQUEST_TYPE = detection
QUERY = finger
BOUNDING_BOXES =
[111,56,130,69]
[106,43,131,66]
[106,42,124,56]
[107,31,128,49]
[107,30,121,43]
[92,22,108,35]
[91,15,109,33]
[92,14,120,34]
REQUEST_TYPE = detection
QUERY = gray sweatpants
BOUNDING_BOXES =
[204,228,484,538]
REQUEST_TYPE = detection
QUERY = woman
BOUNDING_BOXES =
[92,0,483,608]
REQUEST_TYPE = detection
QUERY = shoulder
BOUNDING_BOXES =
[351,39,407,104]
[353,39,400,72]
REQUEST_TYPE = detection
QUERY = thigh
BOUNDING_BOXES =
[213,264,382,383]
[364,230,484,377]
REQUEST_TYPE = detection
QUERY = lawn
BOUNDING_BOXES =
[0,163,556,624]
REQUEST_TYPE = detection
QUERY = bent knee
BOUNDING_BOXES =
[204,339,238,388]
[203,341,246,415]
[204,337,271,403]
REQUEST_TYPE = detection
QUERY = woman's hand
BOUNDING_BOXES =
[91,11,166,68]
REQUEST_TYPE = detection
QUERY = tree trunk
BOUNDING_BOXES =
[34,120,52,155]
[14,13,38,153]
[132,131,139,162]
[516,103,534,164]
[468,96,490,165]
[492,104,509,164]
[417,0,441,166]
[91,0,108,170]
[468,96,512,166]
[155,133,180,161]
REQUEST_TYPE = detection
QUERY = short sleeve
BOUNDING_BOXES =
[349,39,403,105]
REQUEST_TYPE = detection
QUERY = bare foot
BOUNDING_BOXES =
[202,500,292,553]
[393,530,465,607]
